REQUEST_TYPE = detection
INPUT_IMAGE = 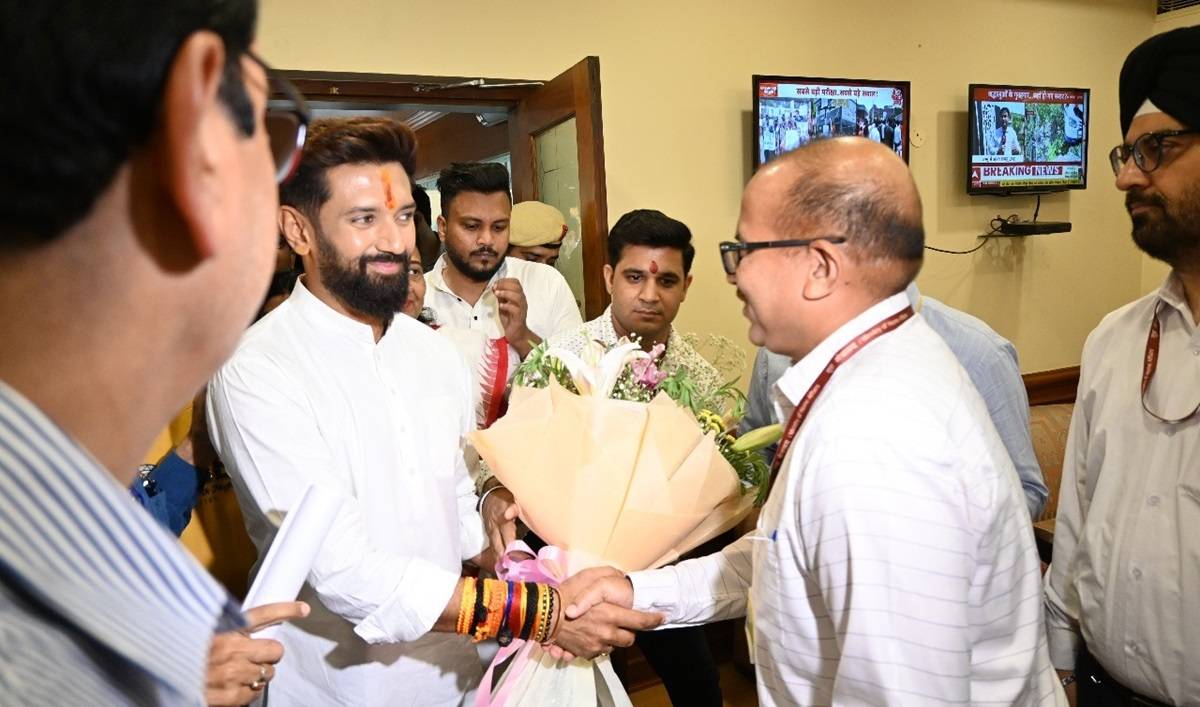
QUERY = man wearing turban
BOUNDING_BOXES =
[1046,24,1200,707]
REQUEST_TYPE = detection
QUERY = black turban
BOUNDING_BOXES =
[1119,25,1200,134]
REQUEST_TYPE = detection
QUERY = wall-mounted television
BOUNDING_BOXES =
[967,83,1090,195]
[753,74,911,167]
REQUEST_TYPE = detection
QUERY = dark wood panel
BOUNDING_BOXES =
[1023,366,1081,406]
[413,113,510,180]
[278,71,539,106]
[574,57,611,321]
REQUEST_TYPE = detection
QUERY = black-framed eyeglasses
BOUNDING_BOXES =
[1109,129,1200,177]
[718,237,847,275]
[247,52,310,183]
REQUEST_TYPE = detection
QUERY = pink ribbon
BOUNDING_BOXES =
[474,542,572,706]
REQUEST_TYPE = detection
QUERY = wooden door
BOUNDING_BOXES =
[509,57,609,320]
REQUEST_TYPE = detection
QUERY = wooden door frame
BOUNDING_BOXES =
[274,70,541,107]
[508,57,610,320]
[273,63,611,319]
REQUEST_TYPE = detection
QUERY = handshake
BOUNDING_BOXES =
[542,566,663,661]
[479,487,663,660]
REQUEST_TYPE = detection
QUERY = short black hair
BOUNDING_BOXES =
[436,162,510,217]
[607,209,696,274]
[280,117,417,223]
[411,184,432,226]
[0,0,258,246]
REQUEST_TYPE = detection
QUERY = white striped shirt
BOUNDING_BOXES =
[1046,273,1200,704]
[0,381,242,706]
[632,293,1064,706]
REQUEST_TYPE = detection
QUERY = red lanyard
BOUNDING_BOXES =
[1140,300,1200,424]
[770,306,915,479]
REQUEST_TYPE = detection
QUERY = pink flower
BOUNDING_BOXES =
[630,356,668,389]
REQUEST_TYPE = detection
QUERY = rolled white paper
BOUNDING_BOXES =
[241,484,342,635]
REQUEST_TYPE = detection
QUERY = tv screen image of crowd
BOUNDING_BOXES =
[754,76,910,166]
[967,84,1089,194]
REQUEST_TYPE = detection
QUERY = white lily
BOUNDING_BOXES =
[545,338,650,398]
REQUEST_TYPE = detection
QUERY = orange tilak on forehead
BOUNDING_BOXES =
[649,260,659,274]
[381,168,396,210]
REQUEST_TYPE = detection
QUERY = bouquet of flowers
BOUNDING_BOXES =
[469,338,780,706]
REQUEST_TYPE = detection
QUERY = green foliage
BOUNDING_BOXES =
[716,433,771,505]
[512,342,577,393]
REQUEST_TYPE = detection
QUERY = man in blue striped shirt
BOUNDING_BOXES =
[0,1,310,703]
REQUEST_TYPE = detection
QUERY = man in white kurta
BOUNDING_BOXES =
[425,254,580,353]
[209,280,487,705]
[569,138,1063,705]
[207,119,498,706]
[424,162,581,363]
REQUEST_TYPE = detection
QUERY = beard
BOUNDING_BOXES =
[1127,182,1200,269]
[445,241,504,283]
[313,227,409,326]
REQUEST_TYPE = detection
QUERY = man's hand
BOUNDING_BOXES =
[480,486,520,560]
[205,601,309,706]
[1056,669,1077,707]
[546,567,661,661]
[493,278,539,358]
[560,566,635,617]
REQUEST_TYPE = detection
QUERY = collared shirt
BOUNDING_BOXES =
[633,293,1063,706]
[1046,273,1200,704]
[423,255,582,352]
[545,306,724,398]
[207,280,488,706]
[741,284,1048,519]
[0,381,242,705]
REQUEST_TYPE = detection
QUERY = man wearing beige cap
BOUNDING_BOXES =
[508,200,569,267]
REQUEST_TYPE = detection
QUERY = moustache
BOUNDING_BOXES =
[1125,190,1166,211]
[359,252,409,271]
[470,247,499,258]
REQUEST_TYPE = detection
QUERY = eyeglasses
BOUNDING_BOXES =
[718,236,847,275]
[246,52,310,183]
[1109,129,1200,177]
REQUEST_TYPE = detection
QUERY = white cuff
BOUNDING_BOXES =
[629,567,683,623]
[353,559,460,644]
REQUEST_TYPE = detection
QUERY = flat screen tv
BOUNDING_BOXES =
[753,74,911,167]
[967,84,1090,195]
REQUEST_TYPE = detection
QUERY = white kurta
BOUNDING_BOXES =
[1046,273,1200,704]
[208,280,488,706]
[631,293,1064,706]
[423,255,582,347]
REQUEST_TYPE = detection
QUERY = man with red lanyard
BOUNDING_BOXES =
[565,137,1062,705]
[1046,26,1200,707]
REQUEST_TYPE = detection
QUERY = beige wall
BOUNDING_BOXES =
[259,0,1159,373]
[1138,6,1200,295]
